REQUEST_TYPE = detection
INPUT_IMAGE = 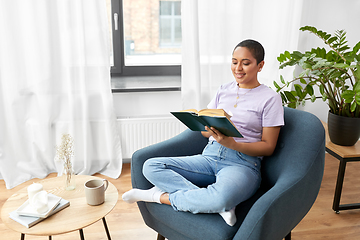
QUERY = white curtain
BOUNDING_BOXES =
[0,0,122,189]
[181,0,304,110]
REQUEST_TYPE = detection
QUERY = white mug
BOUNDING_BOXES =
[84,179,109,206]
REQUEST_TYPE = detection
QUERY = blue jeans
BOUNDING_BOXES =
[143,141,261,214]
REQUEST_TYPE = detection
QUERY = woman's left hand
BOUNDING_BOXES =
[205,126,236,149]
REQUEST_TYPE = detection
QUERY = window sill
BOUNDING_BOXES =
[111,75,181,93]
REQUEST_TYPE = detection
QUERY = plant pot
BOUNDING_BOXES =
[328,111,360,146]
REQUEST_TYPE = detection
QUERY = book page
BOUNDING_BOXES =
[180,109,199,115]
[181,109,230,119]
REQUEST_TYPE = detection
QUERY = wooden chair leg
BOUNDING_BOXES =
[157,233,165,240]
[285,231,291,240]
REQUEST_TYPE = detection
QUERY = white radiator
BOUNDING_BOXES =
[117,116,186,159]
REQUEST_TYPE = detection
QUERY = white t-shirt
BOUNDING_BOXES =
[207,81,284,143]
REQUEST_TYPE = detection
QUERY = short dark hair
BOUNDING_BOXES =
[233,39,265,64]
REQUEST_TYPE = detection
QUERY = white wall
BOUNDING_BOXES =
[113,91,182,119]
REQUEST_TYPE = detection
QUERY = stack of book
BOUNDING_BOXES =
[9,193,70,228]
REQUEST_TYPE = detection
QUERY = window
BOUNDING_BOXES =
[159,1,182,47]
[108,0,181,79]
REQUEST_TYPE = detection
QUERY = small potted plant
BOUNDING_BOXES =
[274,26,360,146]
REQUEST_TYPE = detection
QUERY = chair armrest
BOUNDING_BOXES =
[131,129,208,189]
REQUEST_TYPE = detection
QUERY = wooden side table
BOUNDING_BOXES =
[322,122,360,213]
[1,175,118,239]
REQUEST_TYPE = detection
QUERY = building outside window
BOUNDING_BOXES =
[107,0,182,74]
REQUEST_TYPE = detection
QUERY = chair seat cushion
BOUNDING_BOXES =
[146,203,237,240]
[145,188,266,240]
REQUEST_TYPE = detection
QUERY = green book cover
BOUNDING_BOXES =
[171,110,243,138]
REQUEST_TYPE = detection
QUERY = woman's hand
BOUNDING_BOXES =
[201,130,211,138]
[205,126,237,149]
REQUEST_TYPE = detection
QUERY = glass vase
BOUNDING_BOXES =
[64,162,76,191]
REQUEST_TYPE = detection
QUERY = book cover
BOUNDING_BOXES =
[171,109,243,138]
[9,196,70,228]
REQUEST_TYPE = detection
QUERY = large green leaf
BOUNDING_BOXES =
[280,92,287,104]
[291,51,303,59]
[288,102,297,108]
[300,78,307,84]
[351,102,357,112]
[311,95,317,102]
[273,81,280,90]
[284,91,297,102]
[280,75,285,84]
[306,84,314,96]
[294,84,303,98]
[300,26,317,33]
[353,41,360,54]
[277,53,287,62]
[319,84,325,95]
[285,51,291,58]
[334,63,350,68]
[341,90,355,103]
[327,36,337,44]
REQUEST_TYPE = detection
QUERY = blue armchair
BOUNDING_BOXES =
[130,107,325,240]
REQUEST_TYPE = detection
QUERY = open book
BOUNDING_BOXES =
[171,109,243,138]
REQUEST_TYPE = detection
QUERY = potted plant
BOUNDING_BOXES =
[274,26,360,146]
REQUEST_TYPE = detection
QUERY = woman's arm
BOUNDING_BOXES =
[205,126,281,156]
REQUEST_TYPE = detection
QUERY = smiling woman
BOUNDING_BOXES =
[231,41,264,89]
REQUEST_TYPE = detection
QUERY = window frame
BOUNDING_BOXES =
[110,0,181,77]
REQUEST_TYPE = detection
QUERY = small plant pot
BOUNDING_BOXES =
[328,111,360,146]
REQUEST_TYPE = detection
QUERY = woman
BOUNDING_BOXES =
[122,39,284,226]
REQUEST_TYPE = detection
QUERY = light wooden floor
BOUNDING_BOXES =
[1,153,360,239]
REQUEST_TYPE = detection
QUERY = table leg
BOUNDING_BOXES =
[102,217,111,240]
[284,232,291,240]
[20,233,25,240]
[157,234,165,240]
[79,229,85,240]
[332,159,347,213]
[49,236,52,240]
